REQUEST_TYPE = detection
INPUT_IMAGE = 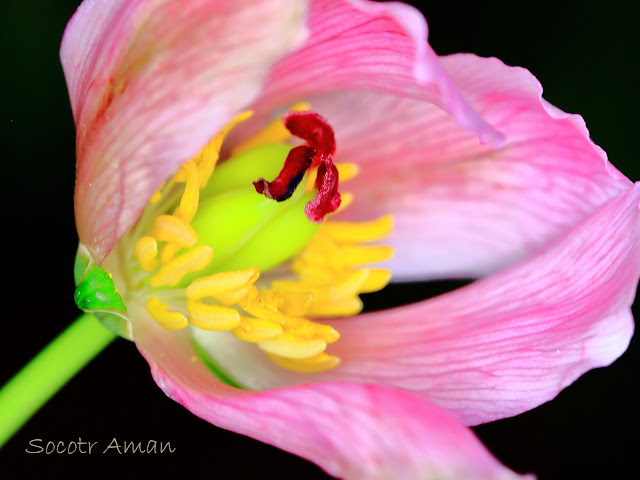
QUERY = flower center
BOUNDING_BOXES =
[78,106,394,375]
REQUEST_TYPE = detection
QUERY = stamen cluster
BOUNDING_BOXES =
[126,108,394,374]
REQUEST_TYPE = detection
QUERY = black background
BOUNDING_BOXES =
[1,1,638,478]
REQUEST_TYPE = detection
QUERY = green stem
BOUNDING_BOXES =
[0,313,116,449]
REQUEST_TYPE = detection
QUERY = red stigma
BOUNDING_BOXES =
[253,111,341,223]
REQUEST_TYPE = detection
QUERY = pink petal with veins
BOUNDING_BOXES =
[299,55,631,280]
[235,0,504,148]
[62,0,309,261]
[131,301,532,480]
[326,184,639,425]
[188,184,638,428]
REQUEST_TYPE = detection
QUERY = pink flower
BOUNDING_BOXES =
[62,0,639,478]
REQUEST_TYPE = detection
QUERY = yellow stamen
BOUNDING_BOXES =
[150,189,163,204]
[231,102,310,156]
[338,245,395,267]
[282,316,340,344]
[336,163,360,182]
[267,352,340,373]
[295,235,344,271]
[311,322,340,344]
[319,215,393,244]
[306,296,363,317]
[159,243,181,265]
[175,111,253,186]
[193,140,219,189]
[151,215,198,248]
[232,315,283,343]
[214,284,254,306]
[333,192,353,213]
[146,297,188,330]
[360,268,393,293]
[272,269,369,301]
[149,244,214,287]
[129,105,395,375]
[278,291,313,316]
[239,288,285,325]
[258,332,326,359]
[200,111,254,186]
[174,161,199,223]
[134,237,158,272]
[185,267,260,300]
[186,300,241,330]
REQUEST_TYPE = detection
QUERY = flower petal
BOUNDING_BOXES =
[326,184,640,425]
[307,55,632,280]
[238,0,503,147]
[131,302,531,479]
[61,0,309,262]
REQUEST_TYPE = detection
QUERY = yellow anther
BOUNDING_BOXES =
[319,215,393,244]
[150,189,162,204]
[274,270,368,307]
[193,140,219,189]
[333,192,353,213]
[151,215,198,248]
[258,332,326,359]
[281,316,339,343]
[186,267,260,300]
[134,236,159,272]
[174,161,199,223]
[232,315,283,343]
[337,163,360,182]
[257,289,285,309]
[149,244,214,287]
[190,110,254,187]
[323,269,370,300]
[360,268,392,293]
[237,287,285,325]
[127,97,396,374]
[240,296,285,326]
[214,284,254,306]
[269,279,315,294]
[338,245,395,267]
[160,243,180,265]
[231,103,310,156]
[216,110,254,145]
[288,264,335,284]
[278,291,314,316]
[186,300,241,331]
[295,236,344,271]
[146,297,188,330]
[281,314,312,330]
[306,296,363,317]
[268,352,341,373]
[311,322,340,344]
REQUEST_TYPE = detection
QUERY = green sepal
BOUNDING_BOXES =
[74,245,133,340]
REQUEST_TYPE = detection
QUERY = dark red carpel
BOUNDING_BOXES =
[253,145,315,201]
[284,111,336,158]
[253,110,341,223]
[305,159,341,222]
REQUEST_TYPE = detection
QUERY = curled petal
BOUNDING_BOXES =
[327,184,640,425]
[62,0,309,262]
[132,301,532,479]
[191,184,639,425]
[238,0,503,147]
[311,54,632,280]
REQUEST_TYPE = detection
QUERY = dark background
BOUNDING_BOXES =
[1,1,638,478]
